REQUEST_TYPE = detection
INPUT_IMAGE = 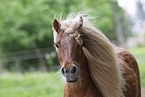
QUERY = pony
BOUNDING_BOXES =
[52,12,141,97]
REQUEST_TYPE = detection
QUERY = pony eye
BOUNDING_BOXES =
[54,44,59,48]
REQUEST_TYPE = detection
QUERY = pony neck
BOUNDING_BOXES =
[63,59,103,97]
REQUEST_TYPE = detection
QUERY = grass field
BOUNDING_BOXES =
[0,47,144,97]
[0,72,64,97]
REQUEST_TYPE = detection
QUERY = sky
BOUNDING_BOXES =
[118,0,145,17]
[118,0,137,17]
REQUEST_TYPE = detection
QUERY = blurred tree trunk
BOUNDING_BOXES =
[111,2,125,48]
[136,0,145,46]
[136,0,145,21]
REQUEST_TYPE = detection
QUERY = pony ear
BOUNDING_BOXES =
[52,19,61,32]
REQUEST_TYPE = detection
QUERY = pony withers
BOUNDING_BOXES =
[52,12,141,97]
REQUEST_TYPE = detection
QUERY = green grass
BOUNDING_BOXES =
[0,72,64,97]
[128,46,145,88]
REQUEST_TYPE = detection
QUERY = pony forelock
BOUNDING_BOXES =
[58,11,125,97]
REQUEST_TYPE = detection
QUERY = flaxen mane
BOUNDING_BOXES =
[58,11,125,97]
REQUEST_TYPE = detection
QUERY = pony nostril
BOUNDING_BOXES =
[70,66,77,74]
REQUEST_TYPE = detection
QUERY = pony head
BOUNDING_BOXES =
[52,16,85,83]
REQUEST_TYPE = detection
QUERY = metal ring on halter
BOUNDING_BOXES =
[80,44,84,47]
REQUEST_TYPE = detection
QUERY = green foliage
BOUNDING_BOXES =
[0,0,55,52]
[0,0,127,70]
[0,0,125,52]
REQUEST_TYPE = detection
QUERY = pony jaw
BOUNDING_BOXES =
[66,78,78,83]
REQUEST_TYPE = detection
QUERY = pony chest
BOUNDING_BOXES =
[63,83,102,97]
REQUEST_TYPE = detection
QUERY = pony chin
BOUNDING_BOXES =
[65,75,78,83]
[66,78,78,83]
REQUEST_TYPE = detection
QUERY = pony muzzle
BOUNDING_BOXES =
[61,65,78,83]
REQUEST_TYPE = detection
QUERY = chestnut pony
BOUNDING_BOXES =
[52,12,141,97]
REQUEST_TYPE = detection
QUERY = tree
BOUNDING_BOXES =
[0,0,127,71]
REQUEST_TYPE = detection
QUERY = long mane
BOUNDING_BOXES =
[60,11,125,97]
